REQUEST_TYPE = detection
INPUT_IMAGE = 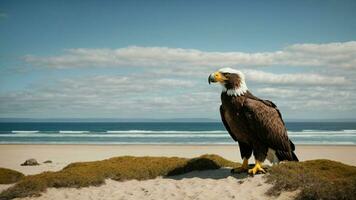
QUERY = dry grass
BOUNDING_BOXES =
[0,168,24,184]
[2,155,356,200]
[0,154,240,200]
[266,159,356,200]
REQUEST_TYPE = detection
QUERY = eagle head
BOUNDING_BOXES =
[208,68,248,96]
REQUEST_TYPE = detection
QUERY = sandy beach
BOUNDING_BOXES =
[0,144,355,175]
[0,144,355,200]
[10,171,298,200]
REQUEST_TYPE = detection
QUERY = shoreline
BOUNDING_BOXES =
[1,143,356,146]
[1,144,356,175]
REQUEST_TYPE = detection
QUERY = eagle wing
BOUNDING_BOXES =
[220,105,238,141]
[242,98,291,152]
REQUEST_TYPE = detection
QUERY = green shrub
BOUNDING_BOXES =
[0,154,239,200]
[3,155,355,200]
[0,168,24,184]
[266,159,356,200]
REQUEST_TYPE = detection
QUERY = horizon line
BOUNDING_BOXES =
[0,117,356,123]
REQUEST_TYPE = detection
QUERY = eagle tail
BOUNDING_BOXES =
[275,150,298,161]
[290,140,299,161]
[291,151,299,161]
[276,140,298,161]
[275,150,299,161]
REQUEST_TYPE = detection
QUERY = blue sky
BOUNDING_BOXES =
[1,0,356,120]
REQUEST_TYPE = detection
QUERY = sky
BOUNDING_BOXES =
[0,0,356,120]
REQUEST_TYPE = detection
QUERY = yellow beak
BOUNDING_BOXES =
[208,71,227,84]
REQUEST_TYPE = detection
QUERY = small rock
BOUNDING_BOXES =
[43,160,52,164]
[21,158,39,166]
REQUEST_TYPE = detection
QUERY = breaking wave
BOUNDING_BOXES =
[1,129,355,145]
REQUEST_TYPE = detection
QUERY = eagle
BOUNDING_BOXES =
[208,68,298,175]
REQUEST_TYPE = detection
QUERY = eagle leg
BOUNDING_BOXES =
[231,158,249,173]
[248,160,266,175]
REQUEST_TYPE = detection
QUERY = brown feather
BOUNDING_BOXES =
[242,97,291,152]
[220,106,238,141]
[216,72,297,162]
[220,90,298,162]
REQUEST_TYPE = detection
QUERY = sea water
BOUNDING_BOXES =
[0,122,356,145]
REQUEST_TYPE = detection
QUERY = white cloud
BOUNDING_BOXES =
[2,57,354,118]
[255,87,356,113]
[243,70,349,86]
[23,41,356,69]
[1,71,354,119]
[3,41,356,119]
[0,75,212,118]
[282,41,356,68]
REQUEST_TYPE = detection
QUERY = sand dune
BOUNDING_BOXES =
[11,169,297,200]
[1,144,355,200]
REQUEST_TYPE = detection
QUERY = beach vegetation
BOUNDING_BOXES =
[0,168,24,184]
[265,159,356,200]
[2,156,356,200]
[0,154,240,199]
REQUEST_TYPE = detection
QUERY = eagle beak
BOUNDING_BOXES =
[208,73,215,84]
[208,72,226,84]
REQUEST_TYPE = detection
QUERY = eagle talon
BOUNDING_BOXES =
[248,161,266,175]
[248,167,266,175]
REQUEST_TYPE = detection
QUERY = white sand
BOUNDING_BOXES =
[1,144,355,200]
[12,169,298,200]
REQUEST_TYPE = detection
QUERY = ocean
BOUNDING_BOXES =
[0,122,356,145]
